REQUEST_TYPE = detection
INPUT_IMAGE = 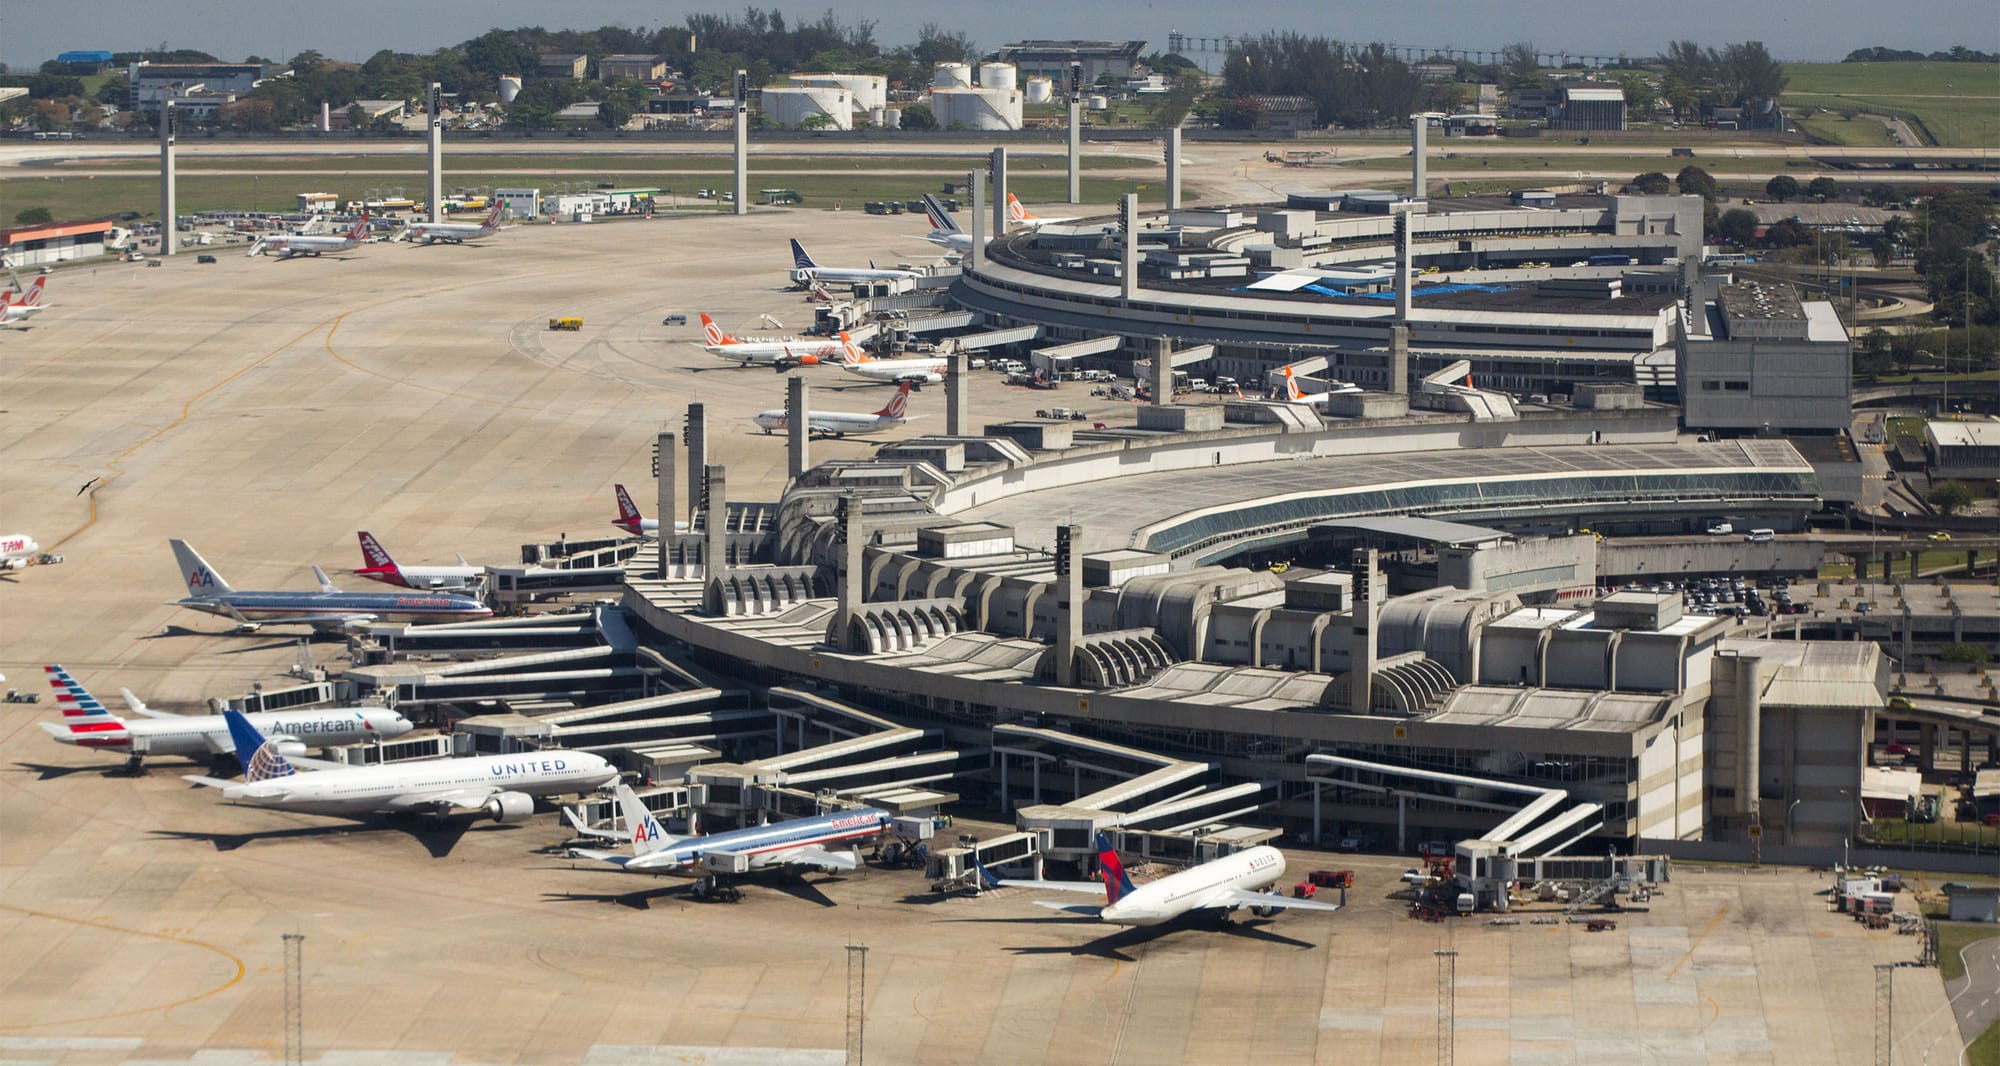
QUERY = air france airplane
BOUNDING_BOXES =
[568,782,892,875]
[37,665,410,770]
[170,539,492,632]
[991,831,1343,927]
[787,240,923,287]
[184,709,618,821]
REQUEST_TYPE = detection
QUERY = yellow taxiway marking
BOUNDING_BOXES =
[0,902,245,1031]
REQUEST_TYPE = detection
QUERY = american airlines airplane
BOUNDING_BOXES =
[252,212,371,258]
[353,531,483,590]
[991,831,1344,927]
[569,782,891,876]
[1,532,40,570]
[840,341,946,386]
[697,313,846,369]
[0,275,52,326]
[787,239,923,287]
[37,664,411,770]
[185,710,618,822]
[1006,193,1078,229]
[170,539,492,631]
[404,202,506,244]
[751,381,916,437]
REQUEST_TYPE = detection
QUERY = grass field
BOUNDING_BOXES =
[1346,153,1784,174]
[1782,61,2000,147]
[49,152,1148,174]
[0,172,1156,221]
[1939,921,2000,983]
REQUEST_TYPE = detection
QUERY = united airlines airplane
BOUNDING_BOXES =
[170,539,491,632]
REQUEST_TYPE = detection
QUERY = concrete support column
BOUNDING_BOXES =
[1067,92,1082,204]
[1151,336,1171,407]
[1165,127,1182,210]
[1920,722,1936,771]
[426,83,444,224]
[969,167,986,274]
[159,102,175,257]
[1053,524,1082,686]
[1410,114,1427,197]
[1390,324,1410,396]
[946,351,970,436]
[785,375,809,481]
[1735,655,1762,819]
[704,464,728,574]
[832,494,865,650]
[655,431,677,578]
[685,403,708,518]
[1120,194,1139,302]
[733,70,749,217]
[1392,204,1414,321]
[990,147,1009,238]
[1963,729,1974,773]
[1349,549,1380,714]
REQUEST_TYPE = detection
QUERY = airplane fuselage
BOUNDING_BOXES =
[355,565,484,590]
[48,708,411,755]
[178,589,491,626]
[627,807,893,873]
[216,751,617,815]
[1098,846,1289,926]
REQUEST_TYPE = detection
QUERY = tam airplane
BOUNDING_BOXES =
[608,484,689,538]
[568,782,892,877]
[185,709,618,822]
[0,275,52,326]
[353,531,483,590]
[0,532,40,570]
[840,340,946,386]
[405,202,506,244]
[38,664,411,770]
[170,538,492,631]
[787,239,923,287]
[1006,192,1078,229]
[752,381,917,437]
[698,313,845,369]
[252,212,371,258]
[991,831,1344,927]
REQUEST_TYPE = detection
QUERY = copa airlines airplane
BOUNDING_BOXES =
[787,239,923,287]
[1006,193,1078,229]
[252,212,371,258]
[353,531,483,590]
[752,381,916,437]
[992,831,1344,927]
[698,313,846,369]
[37,664,411,769]
[569,782,891,875]
[1,532,40,570]
[185,710,619,822]
[840,341,946,386]
[404,202,505,244]
[0,275,52,326]
[1281,365,1363,407]
[170,539,492,631]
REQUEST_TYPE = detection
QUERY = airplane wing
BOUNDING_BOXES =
[753,844,862,872]
[120,689,177,719]
[562,804,627,840]
[203,732,234,755]
[996,878,1104,894]
[566,846,641,868]
[1209,888,1344,914]
[381,786,498,813]
[1032,901,1105,916]
[182,774,238,789]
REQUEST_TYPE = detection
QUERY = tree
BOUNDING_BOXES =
[1764,175,1800,202]
[597,99,633,129]
[897,102,936,130]
[1500,42,1540,85]
[14,206,52,225]
[346,104,368,129]
[1937,642,1991,665]
[1630,171,1671,194]
[1675,165,1720,200]
[1762,218,1812,248]
[1806,176,1839,201]
[1717,207,1758,246]
[1927,481,1972,516]
[795,112,832,131]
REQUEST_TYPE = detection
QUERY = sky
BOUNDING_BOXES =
[5,0,1998,72]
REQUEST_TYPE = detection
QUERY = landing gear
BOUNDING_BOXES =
[691,875,743,903]
[116,754,148,776]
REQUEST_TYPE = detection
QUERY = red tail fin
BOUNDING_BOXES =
[485,201,504,227]
[875,381,911,419]
[347,211,371,239]
[356,531,396,571]
[615,484,643,523]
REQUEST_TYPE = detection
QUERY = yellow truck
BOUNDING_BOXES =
[548,317,582,331]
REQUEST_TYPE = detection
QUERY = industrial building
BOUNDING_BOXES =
[1553,83,1627,131]
[1678,280,1854,434]
[0,220,116,267]
[993,40,1147,84]
[1247,95,1320,135]
[598,55,665,82]
[1924,420,2000,478]
[126,61,283,114]
[762,85,854,130]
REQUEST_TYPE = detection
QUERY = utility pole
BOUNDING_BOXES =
[845,943,869,1065]
[282,932,305,1066]
[1874,962,1893,1066]
[1435,947,1457,1066]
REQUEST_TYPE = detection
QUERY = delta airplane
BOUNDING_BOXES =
[0,275,52,326]
[37,664,411,770]
[787,239,923,288]
[752,381,916,438]
[1,532,40,570]
[568,782,891,876]
[991,831,1343,927]
[353,531,483,590]
[698,313,846,369]
[185,710,618,822]
[170,539,492,632]
[840,342,946,386]
[1280,365,1363,407]
[252,212,371,258]
[404,202,505,245]
[1006,193,1078,229]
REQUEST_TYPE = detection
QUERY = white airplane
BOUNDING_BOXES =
[1,532,40,570]
[169,538,492,632]
[0,275,52,326]
[752,381,916,438]
[1006,193,1079,229]
[37,664,412,770]
[788,239,923,287]
[919,194,977,254]
[698,313,846,369]
[405,202,506,245]
[567,782,891,876]
[1280,365,1363,407]
[185,709,618,822]
[608,483,690,538]
[352,531,483,590]
[252,212,372,258]
[840,341,946,386]
[990,831,1344,927]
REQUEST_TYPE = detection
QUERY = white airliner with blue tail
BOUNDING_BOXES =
[567,782,892,875]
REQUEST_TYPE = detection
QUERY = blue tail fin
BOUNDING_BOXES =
[223,709,297,781]
[1095,831,1137,905]
[790,239,816,270]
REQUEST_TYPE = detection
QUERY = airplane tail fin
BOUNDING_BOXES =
[347,211,371,240]
[310,565,339,593]
[485,201,504,227]
[1006,192,1034,223]
[790,239,817,271]
[355,531,399,577]
[1094,831,1138,905]
[612,783,675,856]
[875,381,912,420]
[170,539,235,596]
[43,665,130,742]
[922,195,961,234]
[1283,365,1306,402]
[840,331,869,364]
[20,274,48,308]
[614,483,645,526]
[700,313,733,346]
[223,709,298,780]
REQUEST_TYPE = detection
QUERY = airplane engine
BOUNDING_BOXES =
[1251,903,1279,918]
[1,558,27,570]
[484,791,535,823]
[271,740,309,758]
